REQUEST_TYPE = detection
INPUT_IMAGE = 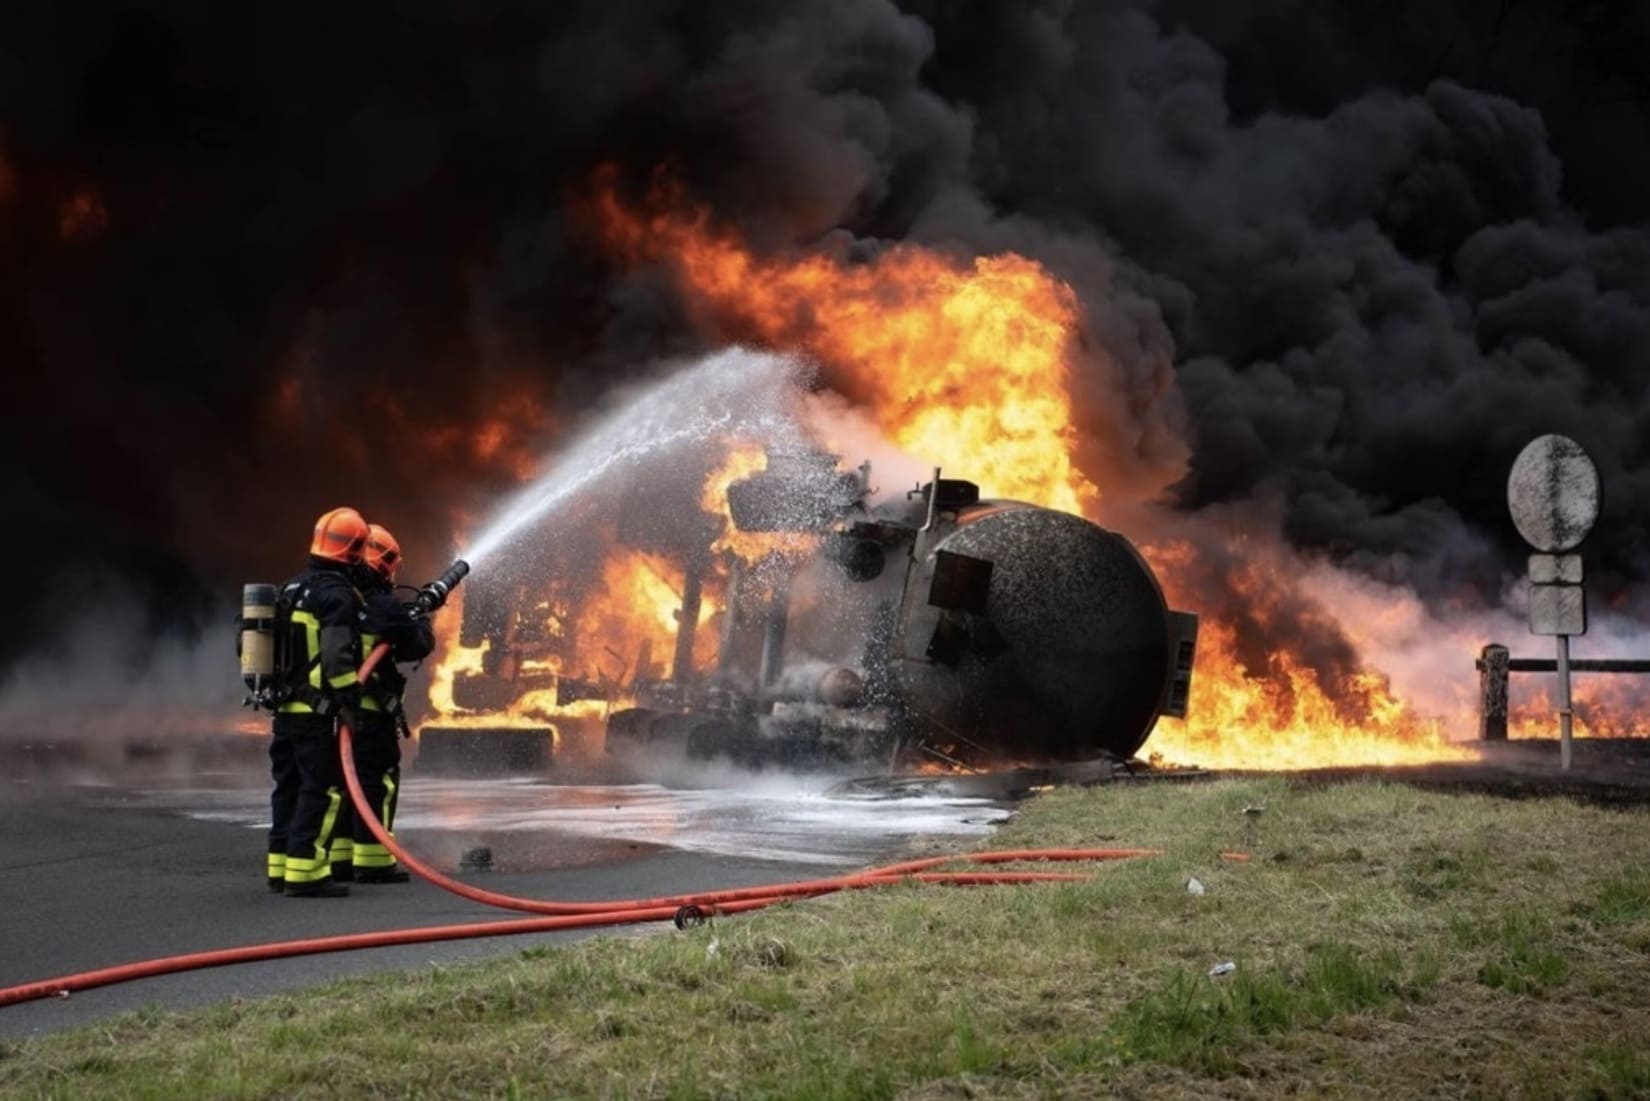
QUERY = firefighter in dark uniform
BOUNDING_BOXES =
[267,506,369,898]
[340,523,433,883]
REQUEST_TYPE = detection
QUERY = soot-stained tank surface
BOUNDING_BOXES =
[893,504,1174,762]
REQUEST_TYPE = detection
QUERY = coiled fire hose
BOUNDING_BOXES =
[0,642,1181,1009]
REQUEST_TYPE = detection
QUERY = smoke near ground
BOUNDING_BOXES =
[0,579,241,740]
[1,1,1646,725]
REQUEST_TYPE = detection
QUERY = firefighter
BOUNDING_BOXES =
[267,506,369,899]
[341,523,433,884]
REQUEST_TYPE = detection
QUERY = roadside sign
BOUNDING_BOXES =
[1507,434,1599,772]
[1508,434,1600,552]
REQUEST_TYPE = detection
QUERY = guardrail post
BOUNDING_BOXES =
[1477,643,1509,741]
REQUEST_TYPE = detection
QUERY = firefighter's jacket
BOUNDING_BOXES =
[274,560,363,717]
[359,584,435,713]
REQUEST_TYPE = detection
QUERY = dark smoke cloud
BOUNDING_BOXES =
[903,0,1650,609]
[0,0,1646,684]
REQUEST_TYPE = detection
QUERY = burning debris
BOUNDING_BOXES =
[425,429,1197,772]
[415,199,1510,774]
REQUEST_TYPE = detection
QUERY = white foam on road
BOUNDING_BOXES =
[141,777,1012,867]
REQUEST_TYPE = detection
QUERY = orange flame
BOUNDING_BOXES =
[578,546,723,677]
[424,179,1638,769]
[599,178,1097,516]
[594,179,1475,769]
[425,531,725,742]
[1146,616,1470,768]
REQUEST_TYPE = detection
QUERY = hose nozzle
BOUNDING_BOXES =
[414,559,470,616]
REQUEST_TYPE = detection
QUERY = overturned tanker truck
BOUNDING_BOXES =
[427,451,1198,773]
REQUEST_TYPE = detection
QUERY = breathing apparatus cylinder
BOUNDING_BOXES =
[240,583,280,703]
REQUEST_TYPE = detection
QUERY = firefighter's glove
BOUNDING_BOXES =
[333,686,364,736]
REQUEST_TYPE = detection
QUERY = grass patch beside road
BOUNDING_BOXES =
[5,777,1650,1099]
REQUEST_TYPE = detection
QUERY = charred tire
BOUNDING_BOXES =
[603,708,657,752]
[685,718,751,762]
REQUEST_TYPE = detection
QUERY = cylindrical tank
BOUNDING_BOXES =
[889,502,1174,762]
[240,583,279,697]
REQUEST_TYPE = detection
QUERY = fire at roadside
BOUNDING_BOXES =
[4,195,1645,781]
[406,191,1650,779]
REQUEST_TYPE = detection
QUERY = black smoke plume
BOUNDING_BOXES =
[0,0,1645,686]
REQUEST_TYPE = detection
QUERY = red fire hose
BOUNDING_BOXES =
[336,643,1165,916]
[0,642,1181,1009]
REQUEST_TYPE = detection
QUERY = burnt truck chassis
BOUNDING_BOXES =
[429,451,1198,774]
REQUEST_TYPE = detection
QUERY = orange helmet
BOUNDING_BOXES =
[309,507,370,564]
[363,523,403,581]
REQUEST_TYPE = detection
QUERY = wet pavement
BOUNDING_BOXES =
[0,758,1008,1040]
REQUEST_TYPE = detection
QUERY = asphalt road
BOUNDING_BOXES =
[0,775,931,1040]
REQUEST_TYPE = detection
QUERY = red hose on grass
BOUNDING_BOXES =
[0,643,1180,1008]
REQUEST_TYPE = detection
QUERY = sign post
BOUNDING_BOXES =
[1506,435,1600,771]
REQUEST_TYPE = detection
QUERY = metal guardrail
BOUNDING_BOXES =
[1476,643,1650,741]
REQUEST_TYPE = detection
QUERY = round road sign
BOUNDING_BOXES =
[1507,434,1600,552]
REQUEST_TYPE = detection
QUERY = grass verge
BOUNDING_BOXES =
[4,777,1650,1099]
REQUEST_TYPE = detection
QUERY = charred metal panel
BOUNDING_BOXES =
[727,451,864,533]
[923,479,981,511]
[925,612,970,667]
[1161,611,1199,719]
[727,475,852,532]
[824,532,886,582]
[417,727,555,774]
[928,549,993,614]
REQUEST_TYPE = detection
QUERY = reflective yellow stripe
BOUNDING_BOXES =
[381,775,397,832]
[352,842,396,869]
[360,631,385,709]
[291,609,323,690]
[267,853,286,878]
[286,787,346,885]
[317,785,342,854]
[329,837,353,865]
[328,671,359,689]
[351,775,398,868]
[279,605,327,711]
[283,854,328,884]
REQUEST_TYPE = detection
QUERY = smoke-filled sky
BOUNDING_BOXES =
[1,0,1647,673]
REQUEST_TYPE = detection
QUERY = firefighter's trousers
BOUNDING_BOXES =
[344,712,403,871]
[268,714,345,888]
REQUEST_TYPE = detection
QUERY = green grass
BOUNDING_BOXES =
[5,777,1650,1099]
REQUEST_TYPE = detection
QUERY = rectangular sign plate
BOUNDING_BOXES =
[1529,583,1586,636]
[1528,554,1583,584]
